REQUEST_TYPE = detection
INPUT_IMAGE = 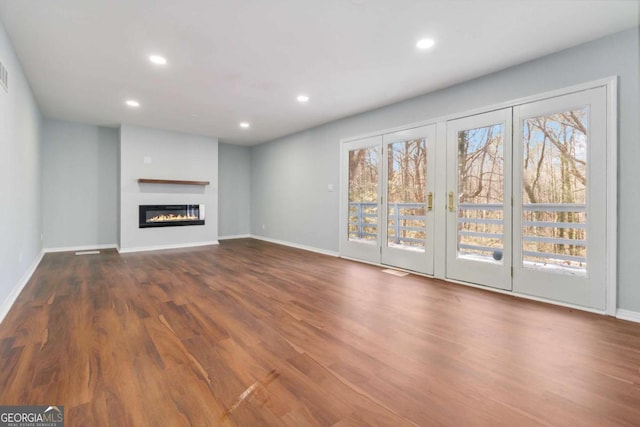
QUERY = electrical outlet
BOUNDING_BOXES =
[18,252,23,262]
[262,224,266,230]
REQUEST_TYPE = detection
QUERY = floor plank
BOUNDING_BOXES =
[0,238,639,426]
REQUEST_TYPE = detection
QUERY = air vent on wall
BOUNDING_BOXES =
[0,60,7,92]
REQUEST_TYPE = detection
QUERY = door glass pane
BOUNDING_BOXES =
[457,124,505,263]
[521,107,588,275]
[387,138,427,252]
[348,147,378,243]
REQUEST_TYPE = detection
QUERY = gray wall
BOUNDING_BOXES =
[218,143,251,237]
[251,128,338,249]
[250,28,640,311]
[42,119,118,249]
[0,21,42,317]
[120,125,219,251]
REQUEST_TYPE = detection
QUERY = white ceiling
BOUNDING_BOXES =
[0,1,638,146]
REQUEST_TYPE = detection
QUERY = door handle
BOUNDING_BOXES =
[448,192,455,212]
[427,192,433,211]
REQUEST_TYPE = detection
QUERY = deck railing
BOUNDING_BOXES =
[348,202,586,265]
[348,202,425,245]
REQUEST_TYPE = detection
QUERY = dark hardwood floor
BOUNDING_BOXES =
[0,238,639,426]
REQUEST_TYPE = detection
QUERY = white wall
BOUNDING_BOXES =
[120,125,218,251]
[0,22,42,318]
[218,143,250,237]
[250,28,640,311]
[42,119,118,249]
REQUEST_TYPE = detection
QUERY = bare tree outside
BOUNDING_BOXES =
[348,106,589,273]
[387,139,427,251]
[455,108,589,272]
[348,147,378,242]
[457,124,505,261]
[348,139,428,249]
[521,107,588,271]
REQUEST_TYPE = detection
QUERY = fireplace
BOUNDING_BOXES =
[139,204,205,228]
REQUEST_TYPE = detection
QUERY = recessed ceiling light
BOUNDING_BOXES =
[239,122,250,128]
[297,94,309,103]
[125,99,140,107]
[416,38,435,50]
[149,55,167,65]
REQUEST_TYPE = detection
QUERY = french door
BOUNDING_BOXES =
[341,135,381,264]
[445,88,607,309]
[445,109,513,290]
[341,84,610,311]
[512,88,607,309]
[340,125,436,274]
[382,126,436,273]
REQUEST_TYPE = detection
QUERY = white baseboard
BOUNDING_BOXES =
[218,234,250,240]
[117,240,220,254]
[249,234,339,257]
[616,309,640,323]
[44,243,118,253]
[0,249,45,325]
